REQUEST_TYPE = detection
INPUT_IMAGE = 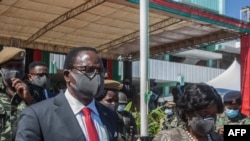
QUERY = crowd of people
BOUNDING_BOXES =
[0,47,52,141]
[0,46,249,141]
[156,85,250,141]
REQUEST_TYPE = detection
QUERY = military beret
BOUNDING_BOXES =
[104,79,122,90]
[0,47,25,64]
[223,91,242,104]
[165,101,176,108]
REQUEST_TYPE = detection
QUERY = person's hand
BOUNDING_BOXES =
[218,127,224,136]
[11,78,34,105]
[2,78,16,97]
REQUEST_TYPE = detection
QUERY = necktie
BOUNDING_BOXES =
[82,107,99,141]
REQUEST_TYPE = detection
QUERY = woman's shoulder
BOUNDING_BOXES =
[152,127,190,141]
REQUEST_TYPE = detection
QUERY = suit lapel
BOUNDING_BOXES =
[95,101,116,140]
[53,94,86,141]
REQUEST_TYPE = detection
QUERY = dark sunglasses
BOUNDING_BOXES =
[30,73,49,77]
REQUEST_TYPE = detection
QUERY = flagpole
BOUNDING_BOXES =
[140,0,149,139]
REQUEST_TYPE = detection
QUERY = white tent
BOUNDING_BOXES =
[207,59,240,91]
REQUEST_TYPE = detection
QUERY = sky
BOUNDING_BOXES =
[225,0,250,20]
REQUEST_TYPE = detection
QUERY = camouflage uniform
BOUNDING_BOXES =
[0,77,45,141]
[216,91,250,132]
[117,111,137,141]
[160,113,184,130]
[159,101,184,130]
[216,112,250,131]
[0,77,25,141]
[153,126,223,141]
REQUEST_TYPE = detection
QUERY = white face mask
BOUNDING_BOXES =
[32,75,50,89]
[0,68,23,86]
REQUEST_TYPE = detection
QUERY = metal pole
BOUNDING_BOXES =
[140,0,149,138]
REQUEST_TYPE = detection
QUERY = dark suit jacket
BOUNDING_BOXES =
[46,90,57,98]
[26,81,56,100]
[24,82,46,103]
[15,93,118,141]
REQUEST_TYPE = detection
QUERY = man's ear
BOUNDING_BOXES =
[63,70,70,82]
[27,74,33,82]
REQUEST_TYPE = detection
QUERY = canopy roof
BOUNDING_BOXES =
[0,0,249,60]
[207,59,240,91]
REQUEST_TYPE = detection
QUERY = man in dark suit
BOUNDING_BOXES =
[15,47,118,141]
[25,61,56,100]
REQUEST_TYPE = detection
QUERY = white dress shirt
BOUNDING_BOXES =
[44,89,49,99]
[64,89,108,141]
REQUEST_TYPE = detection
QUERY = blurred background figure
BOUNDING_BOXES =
[97,79,121,111]
[159,101,183,131]
[120,78,135,103]
[96,79,123,140]
[97,79,137,141]
[117,92,137,141]
[149,80,160,111]
[171,82,183,104]
[216,91,250,137]
[53,81,66,95]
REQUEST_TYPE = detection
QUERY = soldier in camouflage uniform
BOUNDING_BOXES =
[96,80,124,141]
[117,92,137,141]
[0,47,43,141]
[216,91,250,136]
[96,80,137,141]
[159,101,184,130]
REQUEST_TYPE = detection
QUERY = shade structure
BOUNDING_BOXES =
[0,0,249,60]
[207,59,240,91]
